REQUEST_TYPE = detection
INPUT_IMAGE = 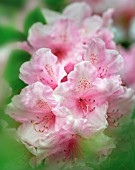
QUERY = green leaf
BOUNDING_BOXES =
[42,0,67,12]
[131,109,135,119]
[3,50,31,103]
[97,120,135,170]
[0,0,26,9]
[0,129,32,170]
[24,7,46,36]
[0,26,26,46]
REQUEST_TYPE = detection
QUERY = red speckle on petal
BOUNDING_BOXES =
[45,64,54,76]
[36,99,49,110]
[63,135,81,161]
[107,109,121,127]
[90,53,98,64]
[78,79,91,91]
[98,65,109,78]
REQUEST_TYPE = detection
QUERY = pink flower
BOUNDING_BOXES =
[55,105,108,139]
[55,61,121,108]
[6,82,57,130]
[54,59,126,131]
[54,61,124,135]
[25,19,82,65]
[83,38,123,78]
[18,121,89,166]
[20,48,66,89]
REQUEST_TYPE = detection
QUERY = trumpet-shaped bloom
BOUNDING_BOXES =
[18,122,84,166]
[27,19,81,65]
[20,48,66,89]
[55,105,108,139]
[54,61,121,129]
[83,38,123,78]
[6,82,58,131]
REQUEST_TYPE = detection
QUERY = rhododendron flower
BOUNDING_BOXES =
[56,105,108,139]
[17,122,79,164]
[55,61,121,108]
[20,48,66,89]
[83,38,123,78]
[54,61,123,134]
[6,82,57,127]
[23,19,82,65]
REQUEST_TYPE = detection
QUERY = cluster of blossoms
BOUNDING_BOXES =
[6,2,135,168]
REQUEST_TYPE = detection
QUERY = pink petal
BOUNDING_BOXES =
[63,2,92,24]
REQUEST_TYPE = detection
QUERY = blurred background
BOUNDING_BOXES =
[0,0,135,170]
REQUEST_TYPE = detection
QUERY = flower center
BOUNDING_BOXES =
[52,47,67,62]
[63,135,81,161]
[77,98,96,116]
[36,99,49,110]
[31,112,55,132]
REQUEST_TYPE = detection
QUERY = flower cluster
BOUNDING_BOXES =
[6,2,135,167]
